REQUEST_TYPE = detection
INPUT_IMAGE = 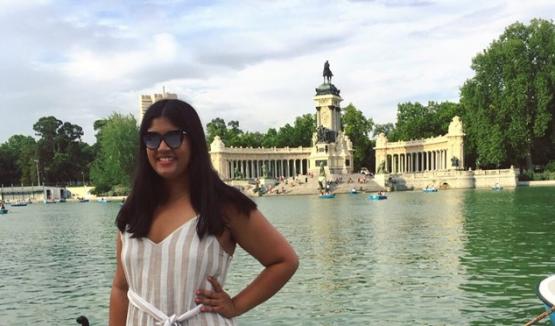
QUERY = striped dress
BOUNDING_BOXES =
[121,216,236,325]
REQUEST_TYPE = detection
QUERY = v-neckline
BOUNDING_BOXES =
[144,215,199,246]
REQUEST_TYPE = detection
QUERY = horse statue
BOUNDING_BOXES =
[323,60,333,84]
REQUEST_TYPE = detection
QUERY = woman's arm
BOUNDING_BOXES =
[197,208,299,317]
[109,232,129,326]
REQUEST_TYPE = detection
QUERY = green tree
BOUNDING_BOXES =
[394,101,461,141]
[0,142,20,186]
[291,114,316,147]
[372,123,396,139]
[261,128,278,147]
[342,103,374,170]
[90,113,139,194]
[33,116,91,184]
[460,19,555,169]
[206,118,227,146]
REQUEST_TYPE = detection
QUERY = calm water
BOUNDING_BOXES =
[1,187,554,325]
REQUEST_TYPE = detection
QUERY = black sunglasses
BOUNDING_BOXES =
[143,130,188,150]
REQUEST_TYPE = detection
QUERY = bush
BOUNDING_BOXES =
[545,161,555,172]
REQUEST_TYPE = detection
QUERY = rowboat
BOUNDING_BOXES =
[0,208,8,214]
[11,202,28,207]
[319,193,336,199]
[369,194,387,200]
[422,187,438,192]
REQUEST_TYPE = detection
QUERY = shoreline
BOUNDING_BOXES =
[10,180,553,203]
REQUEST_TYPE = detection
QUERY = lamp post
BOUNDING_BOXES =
[34,159,41,186]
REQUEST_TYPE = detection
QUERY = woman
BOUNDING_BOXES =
[109,99,299,325]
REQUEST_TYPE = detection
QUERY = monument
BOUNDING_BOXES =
[309,61,354,176]
[209,61,353,180]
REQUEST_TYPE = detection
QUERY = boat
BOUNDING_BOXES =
[319,193,336,199]
[0,208,8,214]
[422,187,438,192]
[97,198,108,203]
[11,202,28,207]
[43,199,57,204]
[369,194,387,200]
[492,183,503,191]
[79,199,90,203]
[536,275,555,325]
[350,189,359,194]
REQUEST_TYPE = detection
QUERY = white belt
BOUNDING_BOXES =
[127,289,203,326]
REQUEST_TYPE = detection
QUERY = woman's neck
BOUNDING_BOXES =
[164,177,190,203]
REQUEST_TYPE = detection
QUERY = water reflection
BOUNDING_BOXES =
[460,187,555,325]
[1,188,554,325]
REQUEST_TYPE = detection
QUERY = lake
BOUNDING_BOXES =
[1,187,554,325]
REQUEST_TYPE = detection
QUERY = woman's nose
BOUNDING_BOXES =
[158,139,171,150]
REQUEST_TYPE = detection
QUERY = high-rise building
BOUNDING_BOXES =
[139,87,178,121]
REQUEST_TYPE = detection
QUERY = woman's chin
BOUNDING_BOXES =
[155,168,179,179]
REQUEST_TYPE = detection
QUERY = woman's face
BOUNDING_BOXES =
[145,116,191,180]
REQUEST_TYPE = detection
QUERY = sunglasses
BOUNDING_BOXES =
[143,130,188,150]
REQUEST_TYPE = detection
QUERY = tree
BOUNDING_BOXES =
[206,118,227,146]
[394,101,461,141]
[342,103,374,170]
[90,113,139,194]
[32,116,91,184]
[292,114,316,147]
[460,19,555,169]
[372,123,396,139]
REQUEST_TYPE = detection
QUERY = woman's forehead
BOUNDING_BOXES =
[147,116,179,131]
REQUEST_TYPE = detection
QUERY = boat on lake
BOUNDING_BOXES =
[369,194,387,200]
[11,202,28,207]
[422,187,438,192]
[536,275,555,326]
[319,193,336,199]
[0,208,8,214]
[350,188,359,194]
[492,183,503,191]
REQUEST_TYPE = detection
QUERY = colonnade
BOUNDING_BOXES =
[385,149,449,174]
[222,158,310,179]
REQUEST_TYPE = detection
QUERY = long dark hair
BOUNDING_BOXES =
[116,99,256,239]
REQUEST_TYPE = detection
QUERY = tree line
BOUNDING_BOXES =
[1,18,554,191]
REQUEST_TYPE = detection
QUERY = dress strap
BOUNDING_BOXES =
[127,289,203,325]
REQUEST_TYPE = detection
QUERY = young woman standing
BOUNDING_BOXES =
[109,99,298,325]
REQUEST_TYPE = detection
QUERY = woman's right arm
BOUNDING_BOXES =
[109,232,129,326]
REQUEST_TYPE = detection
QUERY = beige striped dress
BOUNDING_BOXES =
[120,216,236,325]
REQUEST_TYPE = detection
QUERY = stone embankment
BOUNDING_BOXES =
[242,174,385,197]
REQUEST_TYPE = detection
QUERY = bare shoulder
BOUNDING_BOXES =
[222,205,298,267]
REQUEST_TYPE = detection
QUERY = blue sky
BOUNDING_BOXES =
[0,0,554,144]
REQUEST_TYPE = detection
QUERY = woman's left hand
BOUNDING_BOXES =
[195,276,238,318]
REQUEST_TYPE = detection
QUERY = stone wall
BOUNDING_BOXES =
[379,168,518,190]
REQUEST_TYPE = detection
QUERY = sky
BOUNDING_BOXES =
[0,0,554,144]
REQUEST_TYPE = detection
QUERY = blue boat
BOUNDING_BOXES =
[422,187,438,192]
[0,208,8,214]
[369,194,387,200]
[537,275,555,326]
[350,189,359,194]
[319,193,336,199]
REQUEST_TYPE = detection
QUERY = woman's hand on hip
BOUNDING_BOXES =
[196,276,238,318]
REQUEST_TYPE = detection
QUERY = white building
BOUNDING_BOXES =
[139,87,178,121]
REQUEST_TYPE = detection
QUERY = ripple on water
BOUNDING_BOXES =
[1,188,555,324]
